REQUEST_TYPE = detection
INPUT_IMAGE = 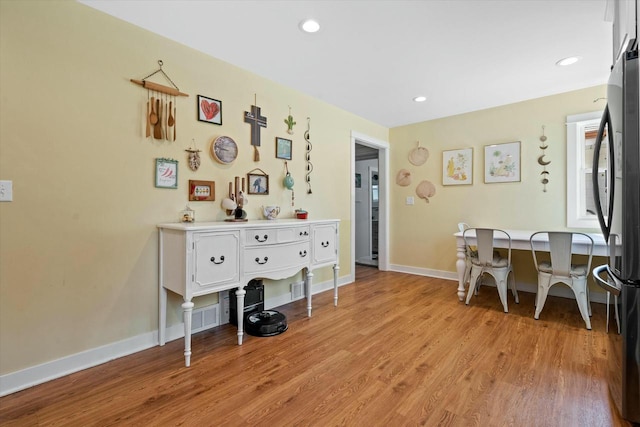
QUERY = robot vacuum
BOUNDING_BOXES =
[245,310,288,337]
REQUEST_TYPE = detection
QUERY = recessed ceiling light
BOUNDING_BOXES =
[413,96,427,102]
[300,19,320,33]
[556,56,581,66]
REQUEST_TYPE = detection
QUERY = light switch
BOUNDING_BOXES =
[0,180,12,202]
[406,196,414,205]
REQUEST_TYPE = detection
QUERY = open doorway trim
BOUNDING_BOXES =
[351,131,389,283]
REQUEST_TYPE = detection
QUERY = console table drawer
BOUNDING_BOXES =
[245,226,310,246]
[244,241,310,274]
[193,231,240,291]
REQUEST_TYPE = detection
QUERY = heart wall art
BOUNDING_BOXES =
[197,95,222,125]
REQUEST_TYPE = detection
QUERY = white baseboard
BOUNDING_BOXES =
[389,263,608,304]
[0,276,353,397]
[0,330,158,397]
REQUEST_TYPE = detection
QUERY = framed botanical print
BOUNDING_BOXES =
[442,148,473,185]
[484,141,521,183]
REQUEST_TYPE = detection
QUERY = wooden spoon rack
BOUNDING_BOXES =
[131,60,188,141]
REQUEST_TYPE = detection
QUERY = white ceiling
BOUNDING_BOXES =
[80,0,613,128]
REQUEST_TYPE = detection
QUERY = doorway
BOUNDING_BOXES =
[351,131,389,281]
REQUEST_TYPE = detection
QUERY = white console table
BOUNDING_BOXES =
[158,219,340,367]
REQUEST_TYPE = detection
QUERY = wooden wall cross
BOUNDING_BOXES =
[244,105,267,161]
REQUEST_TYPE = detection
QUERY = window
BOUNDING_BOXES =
[566,111,608,229]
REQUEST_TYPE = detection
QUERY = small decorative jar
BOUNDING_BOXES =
[181,205,195,223]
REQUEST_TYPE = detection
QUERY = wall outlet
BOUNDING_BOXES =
[406,196,414,205]
[0,180,13,202]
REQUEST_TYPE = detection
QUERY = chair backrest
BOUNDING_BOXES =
[458,222,470,233]
[530,231,594,277]
[463,228,511,266]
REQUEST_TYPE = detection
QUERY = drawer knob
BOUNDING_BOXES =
[255,234,268,242]
[299,250,307,257]
[299,231,309,236]
[321,241,330,248]
[255,256,269,265]
[210,256,225,264]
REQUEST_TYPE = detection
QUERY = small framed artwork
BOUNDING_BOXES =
[188,180,215,201]
[442,148,473,185]
[197,95,222,125]
[155,158,178,189]
[355,173,362,188]
[275,137,292,160]
[484,141,521,183]
[247,169,269,195]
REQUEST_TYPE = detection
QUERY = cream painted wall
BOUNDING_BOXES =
[389,86,607,286]
[0,1,387,375]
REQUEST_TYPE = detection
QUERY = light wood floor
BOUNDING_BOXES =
[0,266,631,426]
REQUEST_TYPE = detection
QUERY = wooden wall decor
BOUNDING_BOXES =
[244,95,267,161]
[130,60,188,142]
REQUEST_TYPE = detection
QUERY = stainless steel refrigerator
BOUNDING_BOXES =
[592,37,640,424]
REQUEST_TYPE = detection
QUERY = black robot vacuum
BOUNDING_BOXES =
[245,310,288,337]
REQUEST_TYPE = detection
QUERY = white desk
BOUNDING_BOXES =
[454,229,607,301]
[158,219,340,366]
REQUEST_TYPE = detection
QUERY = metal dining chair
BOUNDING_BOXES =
[529,231,594,330]
[463,228,519,312]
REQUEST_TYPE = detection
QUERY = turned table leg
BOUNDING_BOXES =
[306,268,314,317]
[182,300,194,367]
[235,287,246,345]
[456,246,467,302]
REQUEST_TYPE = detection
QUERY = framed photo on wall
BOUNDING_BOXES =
[247,170,269,195]
[155,158,178,189]
[275,137,292,160]
[197,95,222,125]
[188,180,215,201]
[442,147,473,185]
[484,141,521,183]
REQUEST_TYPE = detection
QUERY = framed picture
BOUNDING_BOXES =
[188,180,215,201]
[155,158,178,189]
[275,137,292,160]
[442,148,473,185]
[247,170,269,195]
[484,141,521,183]
[197,95,222,125]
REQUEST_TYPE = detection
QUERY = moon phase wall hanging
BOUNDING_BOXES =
[305,117,313,194]
[130,60,187,142]
[244,95,267,162]
[537,125,550,192]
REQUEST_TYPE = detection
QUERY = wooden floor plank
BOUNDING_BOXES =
[0,266,631,426]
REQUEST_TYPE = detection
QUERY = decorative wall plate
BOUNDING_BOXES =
[396,169,412,186]
[211,136,238,164]
[409,141,429,166]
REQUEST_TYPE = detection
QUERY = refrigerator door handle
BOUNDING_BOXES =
[592,106,616,241]
[593,264,622,296]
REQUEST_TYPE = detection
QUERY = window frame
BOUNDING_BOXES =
[566,111,605,229]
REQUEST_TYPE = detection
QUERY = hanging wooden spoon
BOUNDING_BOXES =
[145,100,151,137]
[149,96,158,125]
[173,106,176,141]
[168,101,174,126]
[153,98,162,139]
